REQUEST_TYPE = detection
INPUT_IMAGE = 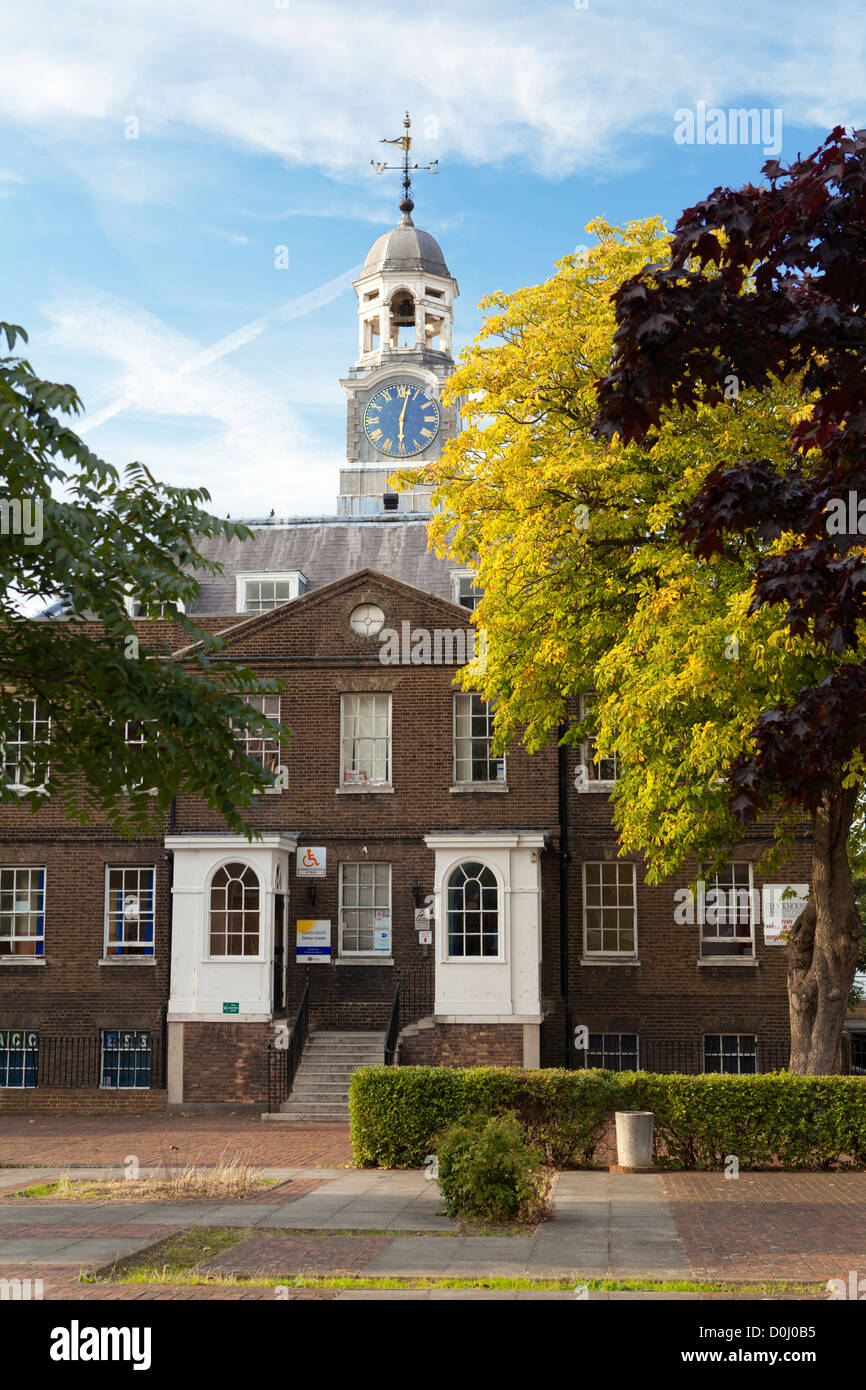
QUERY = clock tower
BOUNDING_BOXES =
[338,141,459,515]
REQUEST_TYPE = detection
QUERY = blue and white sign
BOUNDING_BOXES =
[296,918,331,963]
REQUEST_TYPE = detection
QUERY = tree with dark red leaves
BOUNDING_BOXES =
[594,126,866,1074]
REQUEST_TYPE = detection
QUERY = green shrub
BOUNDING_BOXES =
[349,1065,621,1168]
[435,1113,551,1223]
[349,1065,866,1171]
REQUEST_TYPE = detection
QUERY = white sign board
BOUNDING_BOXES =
[297,847,326,878]
[762,884,809,946]
[374,909,391,954]
[296,918,331,962]
[417,928,432,945]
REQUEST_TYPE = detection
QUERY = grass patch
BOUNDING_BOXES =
[82,1226,827,1297]
[7,1149,273,1201]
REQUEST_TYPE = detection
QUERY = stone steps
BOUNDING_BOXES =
[269,1030,385,1122]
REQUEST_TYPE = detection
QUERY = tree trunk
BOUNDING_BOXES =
[787,783,861,1074]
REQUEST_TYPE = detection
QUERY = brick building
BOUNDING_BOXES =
[0,197,808,1113]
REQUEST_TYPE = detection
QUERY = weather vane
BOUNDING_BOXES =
[371,112,438,219]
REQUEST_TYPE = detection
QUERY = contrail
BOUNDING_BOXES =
[80,263,364,434]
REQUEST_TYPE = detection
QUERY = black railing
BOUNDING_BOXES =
[267,977,310,1113]
[570,1036,858,1075]
[384,979,401,1066]
[397,964,435,1031]
[33,1034,165,1089]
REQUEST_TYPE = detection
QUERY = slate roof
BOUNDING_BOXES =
[189,516,458,614]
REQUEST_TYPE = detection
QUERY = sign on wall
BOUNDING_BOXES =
[374,909,392,954]
[296,919,331,962]
[762,884,810,946]
[297,847,326,878]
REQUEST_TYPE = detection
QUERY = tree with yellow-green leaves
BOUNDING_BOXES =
[394,215,857,1074]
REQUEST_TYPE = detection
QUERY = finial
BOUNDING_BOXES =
[371,111,438,220]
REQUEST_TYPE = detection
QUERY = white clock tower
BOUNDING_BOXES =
[338,117,459,516]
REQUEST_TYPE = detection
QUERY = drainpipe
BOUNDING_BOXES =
[164,796,176,1091]
[558,723,571,1068]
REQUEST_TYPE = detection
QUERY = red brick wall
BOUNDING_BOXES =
[0,1089,166,1114]
[181,1021,273,1104]
[398,1022,524,1068]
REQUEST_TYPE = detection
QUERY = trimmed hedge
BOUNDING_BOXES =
[349,1066,866,1171]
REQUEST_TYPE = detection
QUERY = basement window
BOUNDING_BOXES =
[703,1034,757,1075]
[100,1030,152,1089]
[585,1033,639,1071]
[0,1028,38,1087]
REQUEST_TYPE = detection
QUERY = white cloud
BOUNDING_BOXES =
[1,0,862,202]
[39,290,340,516]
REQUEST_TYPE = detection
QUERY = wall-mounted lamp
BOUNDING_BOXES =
[411,879,422,909]
[307,883,317,910]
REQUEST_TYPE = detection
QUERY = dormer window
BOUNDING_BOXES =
[236,572,307,614]
[452,572,483,612]
[123,595,185,619]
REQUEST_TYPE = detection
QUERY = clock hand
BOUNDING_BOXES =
[398,395,408,444]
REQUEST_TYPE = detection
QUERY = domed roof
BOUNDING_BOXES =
[363,213,450,277]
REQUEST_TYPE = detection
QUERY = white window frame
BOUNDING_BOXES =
[231,694,283,793]
[123,595,185,619]
[453,693,506,785]
[444,859,503,962]
[339,693,392,790]
[103,865,156,959]
[699,861,756,960]
[0,866,46,958]
[703,1034,758,1075]
[2,699,50,794]
[582,861,638,959]
[120,719,159,796]
[451,571,483,612]
[338,862,392,957]
[235,571,307,614]
[206,860,263,961]
[577,692,619,791]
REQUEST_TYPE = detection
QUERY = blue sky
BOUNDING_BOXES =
[1,0,864,517]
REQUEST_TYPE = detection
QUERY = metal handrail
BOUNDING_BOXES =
[383,976,401,1065]
[267,975,310,1112]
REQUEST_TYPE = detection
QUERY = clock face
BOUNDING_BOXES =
[363,381,440,458]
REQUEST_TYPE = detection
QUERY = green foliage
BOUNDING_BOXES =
[392,219,829,883]
[435,1113,549,1223]
[350,1066,866,1171]
[0,320,287,836]
[350,1065,629,1169]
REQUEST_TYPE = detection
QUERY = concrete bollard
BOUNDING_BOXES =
[614,1110,654,1170]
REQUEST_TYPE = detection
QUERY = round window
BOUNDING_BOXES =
[349,603,386,637]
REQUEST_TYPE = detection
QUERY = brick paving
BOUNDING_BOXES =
[0,1115,352,1168]
[199,1234,392,1277]
[0,1266,335,1299]
[662,1171,866,1281]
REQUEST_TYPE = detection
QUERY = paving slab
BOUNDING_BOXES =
[0,1236,158,1265]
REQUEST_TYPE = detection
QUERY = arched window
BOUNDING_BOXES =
[389,291,416,347]
[447,861,499,958]
[209,862,260,957]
